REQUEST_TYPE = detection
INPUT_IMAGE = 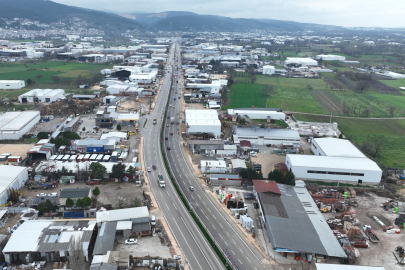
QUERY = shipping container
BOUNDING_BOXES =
[49,155,58,161]
[69,155,77,162]
[56,155,64,161]
[96,154,104,162]
[7,156,22,162]
[103,155,110,162]
[77,154,84,162]
[83,154,91,161]
[90,154,98,161]
[62,155,70,161]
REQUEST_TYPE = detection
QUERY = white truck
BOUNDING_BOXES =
[157,175,166,188]
[170,117,175,124]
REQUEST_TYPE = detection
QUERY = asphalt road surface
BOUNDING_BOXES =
[141,44,225,270]
[162,46,269,270]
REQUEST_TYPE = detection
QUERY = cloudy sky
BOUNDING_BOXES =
[52,0,404,28]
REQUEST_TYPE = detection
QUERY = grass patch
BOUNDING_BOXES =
[379,79,405,89]
[224,83,268,109]
[294,113,405,168]
[27,137,39,143]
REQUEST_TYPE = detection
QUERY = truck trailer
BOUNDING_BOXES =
[157,175,166,188]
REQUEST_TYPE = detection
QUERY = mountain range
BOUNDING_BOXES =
[0,0,349,33]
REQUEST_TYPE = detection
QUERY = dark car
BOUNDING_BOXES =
[170,132,173,135]
[166,124,169,127]
[176,122,179,125]
[244,193,255,199]
[253,164,262,168]
[167,147,171,150]
[165,136,168,140]
[167,115,170,118]
[107,126,113,129]
[152,165,157,170]
[253,202,259,209]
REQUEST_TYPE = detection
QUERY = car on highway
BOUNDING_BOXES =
[37,193,46,197]
[152,165,157,170]
[165,136,168,140]
[166,124,169,127]
[176,122,179,125]
[167,147,171,150]
[147,167,151,172]
[244,193,255,199]
[170,132,173,135]
[125,238,137,245]
[189,186,195,191]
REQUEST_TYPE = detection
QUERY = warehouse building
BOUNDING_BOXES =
[286,137,382,184]
[285,155,382,184]
[253,180,346,260]
[18,89,65,103]
[0,165,28,205]
[185,109,221,138]
[3,220,97,264]
[284,57,318,67]
[315,55,346,61]
[315,264,385,270]
[233,126,300,146]
[227,108,285,120]
[262,65,275,75]
[0,80,25,89]
[0,111,41,140]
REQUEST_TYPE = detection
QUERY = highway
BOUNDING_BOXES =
[162,45,269,270]
[141,43,225,270]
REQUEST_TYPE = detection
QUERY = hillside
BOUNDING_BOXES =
[0,0,144,33]
[125,11,345,32]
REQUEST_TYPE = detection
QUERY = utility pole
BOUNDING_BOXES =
[330,112,332,123]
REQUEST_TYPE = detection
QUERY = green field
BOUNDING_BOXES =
[294,113,405,168]
[0,61,110,83]
[379,79,405,89]
[224,83,268,109]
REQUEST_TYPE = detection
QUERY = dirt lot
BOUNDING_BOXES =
[352,193,404,269]
[0,144,33,163]
[250,152,286,178]
[115,234,172,258]
[29,117,66,135]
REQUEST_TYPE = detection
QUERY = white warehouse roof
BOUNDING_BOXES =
[0,111,40,132]
[286,155,381,172]
[315,264,385,270]
[19,88,65,98]
[187,119,221,126]
[285,57,318,66]
[313,138,366,158]
[97,206,149,223]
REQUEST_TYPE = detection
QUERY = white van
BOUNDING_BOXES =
[48,192,58,197]
[151,215,156,226]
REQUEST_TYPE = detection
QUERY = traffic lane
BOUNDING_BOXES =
[168,145,266,270]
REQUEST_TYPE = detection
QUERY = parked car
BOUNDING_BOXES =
[125,238,137,245]
[152,165,157,170]
[48,192,58,197]
[189,186,195,191]
[86,180,100,185]
[107,126,113,129]
[167,147,171,150]
[244,193,255,199]
[37,193,46,197]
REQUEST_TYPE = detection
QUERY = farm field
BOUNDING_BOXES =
[223,83,268,109]
[294,113,405,168]
[379,79,405,89]
[0,61,109,83]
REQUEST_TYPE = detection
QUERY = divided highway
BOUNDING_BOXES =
[141,44,225,270]
[162,45,269,270]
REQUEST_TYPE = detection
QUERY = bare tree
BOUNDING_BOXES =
[356,81,368,93]
[389,105,396,117]
[263,85,274,96]
[69,236,86,270]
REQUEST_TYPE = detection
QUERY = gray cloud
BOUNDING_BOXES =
[52,0,405,27]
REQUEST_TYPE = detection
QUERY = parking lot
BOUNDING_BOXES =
[115,234,172,258]
[29,117,65,135]
[251,152,286,178]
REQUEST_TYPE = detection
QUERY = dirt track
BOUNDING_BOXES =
[312,90,341,114]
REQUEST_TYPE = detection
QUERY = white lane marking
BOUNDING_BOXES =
[239,248,243,253]
[232,239,236,244]
[246,257,251,262]
[219,223,223,228]
[226,231,230,236]
[238,259,242,265]
[207,208,211,213]
[165,203,170,211]
[172,202,178,210]
[171,217,204,270]
[180,216,214,270]
[202,201,206,205]
[212,225,216,230]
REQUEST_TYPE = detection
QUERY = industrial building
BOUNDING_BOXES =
[227,108,285,120]
[96,207,151,236]
[253,180,346,260]
[185,109,221,138]
[262,65,275,75]
[315,55,346,61]
[286,138,383,184]
[18,89,65,103]
[284,57,318,67]
[285,155,382,184]
[2,220,97,264]
[210,174,242,186]
[233,126,300,146]
[315,264,385,270]
[0,80,25,89]
[0,111,41,140]
[0,165,28,205]
[200,160,227,174]
[59,188,92,206]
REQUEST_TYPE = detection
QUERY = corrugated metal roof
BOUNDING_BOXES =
[260,183,346,257]
[97,207,149,223]
[234,126,300,139]
[132,222,150,232]
[93,221,117,255]
[59,188,91,199]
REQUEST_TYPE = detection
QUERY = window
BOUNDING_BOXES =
[307,170,364,177]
